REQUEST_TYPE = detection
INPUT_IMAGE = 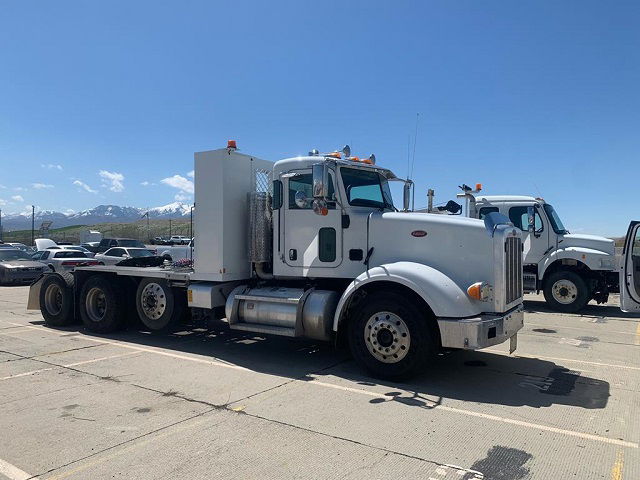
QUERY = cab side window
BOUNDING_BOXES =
[509,206,543,233]
[478,207,498,219]
[288,173,335,210]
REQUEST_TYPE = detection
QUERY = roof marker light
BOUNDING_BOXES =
[227,140,237,149]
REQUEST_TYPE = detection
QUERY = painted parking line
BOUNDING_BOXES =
[0,457,39,480]
[0,352,140,381]
[485,349,640,371]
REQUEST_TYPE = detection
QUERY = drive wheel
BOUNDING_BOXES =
[543,270,590,313]
[135,278,183,331]
[348,292,437,380]
[79,275,125,333]
[39,273,75,326]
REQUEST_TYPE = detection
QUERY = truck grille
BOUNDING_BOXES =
[505,236,523,305]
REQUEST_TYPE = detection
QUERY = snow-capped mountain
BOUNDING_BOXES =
[1,203,192,231]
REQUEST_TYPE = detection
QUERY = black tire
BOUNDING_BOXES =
[79,275,125,333]
[39,273,75,326]
[348,292,437,380]
[543,270,590,313]
[135,278,183,331]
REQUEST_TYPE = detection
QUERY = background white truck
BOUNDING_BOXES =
[429,185,619,312]
[29,143,524,379]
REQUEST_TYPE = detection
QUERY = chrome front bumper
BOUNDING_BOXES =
[437,305,524,350]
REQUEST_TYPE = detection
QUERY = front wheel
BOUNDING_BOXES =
[543,270,590,313]
[348,292,437,380]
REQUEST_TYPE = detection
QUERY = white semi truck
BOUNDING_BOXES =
[430,185,619,313]
[28,143,525,379]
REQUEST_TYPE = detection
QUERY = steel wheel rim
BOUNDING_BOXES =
[141,283,166,320]
[364,311,411,363]
[86,287,107,322]
[44,284,63,316]
[551,279,578,305]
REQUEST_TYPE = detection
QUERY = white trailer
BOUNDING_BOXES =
[28,142,524,379]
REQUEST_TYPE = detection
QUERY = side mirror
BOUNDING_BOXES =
[312,163,329,199]
[403,180,413,212]
[527,206,536,234]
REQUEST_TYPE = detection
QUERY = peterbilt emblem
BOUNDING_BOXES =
[411,230,427,237]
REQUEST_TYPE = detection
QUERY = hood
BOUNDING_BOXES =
[1,260,46,269]
[35,238,57,250]
[560,233,615,256]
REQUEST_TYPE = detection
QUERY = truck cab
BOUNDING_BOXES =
[467,193,618,312]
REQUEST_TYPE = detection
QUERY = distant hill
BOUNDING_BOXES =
[1,203,192,231]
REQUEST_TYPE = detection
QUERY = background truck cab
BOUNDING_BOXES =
[463,191,618,312]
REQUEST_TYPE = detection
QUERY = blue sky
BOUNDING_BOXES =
[0,0,638,236]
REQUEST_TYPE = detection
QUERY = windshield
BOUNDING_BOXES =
[119,239,145,248]
[341,167,394,210]
[129,249,154,258]
[543,204,568,234]
[0,250,33,262]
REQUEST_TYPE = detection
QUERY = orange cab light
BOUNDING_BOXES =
[362,158,372,164]
[467,282,483,301]
[321,207,328,216]
[227,139,237,149]
[326,151,342,159]
[475,183,482,191]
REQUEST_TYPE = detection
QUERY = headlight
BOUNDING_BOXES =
[467,282,493,301]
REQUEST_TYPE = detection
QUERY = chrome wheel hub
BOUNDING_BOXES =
[364,311,410,364]
[141,283,166,320]
[552,279,578,305]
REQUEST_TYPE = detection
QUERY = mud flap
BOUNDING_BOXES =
[27,276,45,310]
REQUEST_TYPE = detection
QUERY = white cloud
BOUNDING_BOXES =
[174,193,191,202]
[141,181,149,186]
[14,187,26,192]
[11,195,24,202]
[187,170,194,178]
[73,180,98,194]
[32,183,54,189]
[161,174,194,194]
[99,170,125,192]
[41,163,63,170]
[0,198,6,206]
[0,184,5,189]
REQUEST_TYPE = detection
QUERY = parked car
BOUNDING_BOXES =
[169,235,190,245]
[96,238,147,253]
[46,245,96,258]
[150,236,171,245]
[3,242,29,252]
[0,249,48,285]
[31,250,101,272]
[80,242,101,253]
[157,238,194,261]
[94,247,156,265]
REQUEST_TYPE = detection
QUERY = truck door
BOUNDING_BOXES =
[621,221,640,312]
[283,170,342,269]
[508,204,549,264]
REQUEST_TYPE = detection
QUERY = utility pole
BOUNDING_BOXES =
[31,205,35,246]
[169,218,172,236]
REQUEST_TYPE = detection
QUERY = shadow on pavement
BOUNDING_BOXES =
[524,298,640,320]
[28,316,611,411]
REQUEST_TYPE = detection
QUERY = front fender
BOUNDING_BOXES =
[540,247,612,277]
[332,261,480,331]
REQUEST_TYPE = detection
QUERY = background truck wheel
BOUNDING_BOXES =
[348,292,437,380]
[79,275,125,333]
[135,278,183,332]
[39,273,75,326]
[543,270,590,313]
